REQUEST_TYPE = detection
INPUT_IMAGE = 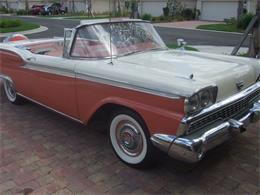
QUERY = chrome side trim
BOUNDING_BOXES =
[22,63,75,78]
[17,93,83,124]
[151,100,260,163]
[21,62,181,99]
[21,61,181,100]
[76,73,181,100]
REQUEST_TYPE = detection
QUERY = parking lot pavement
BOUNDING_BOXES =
[0,85,259,195]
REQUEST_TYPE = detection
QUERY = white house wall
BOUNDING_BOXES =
[139,0,196,16]
[197,0,240,21]
[92,0,110,14]
[140,1,167,17]
[246,0,257,14]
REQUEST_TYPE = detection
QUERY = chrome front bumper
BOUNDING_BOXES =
[151,100,260,163]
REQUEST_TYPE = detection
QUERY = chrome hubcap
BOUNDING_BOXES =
[116,121,143,157]
[5,81,16,101]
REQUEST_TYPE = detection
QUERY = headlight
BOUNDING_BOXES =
[184,94,200,114]
[200,90,211,107]
[185,86,218,115]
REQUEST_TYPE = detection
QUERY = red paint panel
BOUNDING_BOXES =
[0,50,24,68]
[0,50,33,97]
[28,70,79,118]
[76,78,185,135]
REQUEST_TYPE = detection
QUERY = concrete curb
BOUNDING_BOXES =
[154,24,244,35]
[191,45,248,55]
[0,25,48,37]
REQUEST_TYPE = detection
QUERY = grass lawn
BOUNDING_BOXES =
[196,23,244,33]
[0,20,39,33]
[167,43,198,51]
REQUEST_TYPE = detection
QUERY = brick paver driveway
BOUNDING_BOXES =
[0,84,259,195]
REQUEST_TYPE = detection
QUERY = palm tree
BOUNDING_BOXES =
[71,0,75,13]
[112,0,116,16]
[237,0,244,18]
[87,0,93,16]
[25,0,29,13]
[5,0,8,9]
[117,0,121,16]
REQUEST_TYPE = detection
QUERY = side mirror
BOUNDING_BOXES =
[63,28,73,58]
[177,38,187,50]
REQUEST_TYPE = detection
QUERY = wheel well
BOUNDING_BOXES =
[88,103,144,126]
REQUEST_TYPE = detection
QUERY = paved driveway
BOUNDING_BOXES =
[0,83,259,194]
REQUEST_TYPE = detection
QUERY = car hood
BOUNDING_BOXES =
[116,49,258,101]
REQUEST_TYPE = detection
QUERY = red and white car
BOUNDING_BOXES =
[0,19,259,168]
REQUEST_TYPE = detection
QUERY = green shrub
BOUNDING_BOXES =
[0,6,8,13]
[0,6,15,14]
[159,15,165,21]
[224,17,237,25]
[7,8,15,14]
[16,9,28,15]
[237,13,254,29]
[121,10,129,17]
[0,19,22,28]
[195,9,201,19]
[141,13,152,21]
[163,7,169,17]
[174,15,185,21]
[181,8,195,20]
[152,17,157,22]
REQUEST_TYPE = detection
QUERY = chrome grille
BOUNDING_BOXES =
[187,88,260,134]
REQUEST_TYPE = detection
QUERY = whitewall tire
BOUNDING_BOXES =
[3,80,24,105]
[109,109,156,168]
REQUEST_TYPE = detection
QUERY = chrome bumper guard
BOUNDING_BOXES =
[151,98,260,163]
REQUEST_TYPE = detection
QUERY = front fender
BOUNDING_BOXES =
[83,96,185,135]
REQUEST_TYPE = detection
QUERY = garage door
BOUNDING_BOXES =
[141,2,166,17]
[201,1,239,21]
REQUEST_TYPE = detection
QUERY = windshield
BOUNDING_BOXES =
[71,22,166,58]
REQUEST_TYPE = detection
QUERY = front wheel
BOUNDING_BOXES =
[109,109,156,168]
[3,80,24,105]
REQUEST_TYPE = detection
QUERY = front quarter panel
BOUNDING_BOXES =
[76,77,185,136]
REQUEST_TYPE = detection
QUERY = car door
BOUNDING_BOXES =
[24,54,79,119]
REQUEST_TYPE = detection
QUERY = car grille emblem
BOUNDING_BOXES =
[236,81,244,91]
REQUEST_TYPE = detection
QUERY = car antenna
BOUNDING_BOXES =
[108,0,113,65]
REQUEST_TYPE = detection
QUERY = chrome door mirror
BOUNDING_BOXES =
[177,38,187,50]
[63,28,73,58]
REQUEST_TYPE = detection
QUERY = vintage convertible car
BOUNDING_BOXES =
[0,19,259,168]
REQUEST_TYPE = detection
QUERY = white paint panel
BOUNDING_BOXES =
[142,2,166,17]
[201,1,239,21]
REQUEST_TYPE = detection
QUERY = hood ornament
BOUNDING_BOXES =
[236,80,244,91]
